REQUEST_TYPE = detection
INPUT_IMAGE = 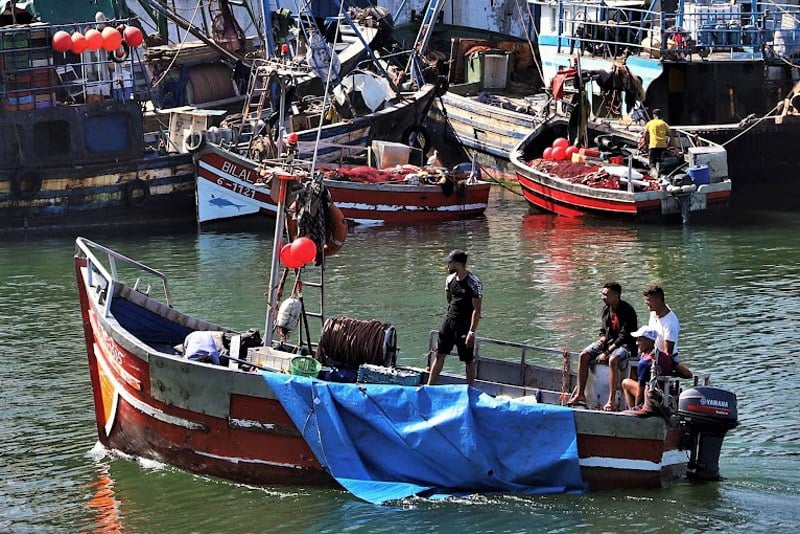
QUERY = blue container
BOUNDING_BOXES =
[728,23,742,46]
[714,24,729,47]
[698,23,715,46]
[688,164,711,185]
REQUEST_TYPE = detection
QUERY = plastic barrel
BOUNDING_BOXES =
[688,164,711,185]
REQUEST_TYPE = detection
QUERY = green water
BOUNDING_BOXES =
[1,189,799,532]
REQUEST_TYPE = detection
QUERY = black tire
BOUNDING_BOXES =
[185,131,205,153]
[11,170,42,200]
[402,124,432,157]
[109,42,130,63]
[123,179,150,207]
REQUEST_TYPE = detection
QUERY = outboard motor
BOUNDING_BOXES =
[678,386,738,480]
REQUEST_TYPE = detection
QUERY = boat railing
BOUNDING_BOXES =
[75,237,173,318]
[427,330,578,366]
[0,19,141,112]
[533,0,800,61]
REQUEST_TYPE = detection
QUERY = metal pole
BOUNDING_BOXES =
[262,0,275,58]
[264,174,291,346]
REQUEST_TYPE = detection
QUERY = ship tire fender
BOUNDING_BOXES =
[109,42,130,64]
[124,179,150,207]
[185,130,205,153]
[324,203,347,256]
[11,170,42,200]
[402,124,431,157]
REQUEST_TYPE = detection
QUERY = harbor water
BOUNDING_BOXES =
[1,188,799,532]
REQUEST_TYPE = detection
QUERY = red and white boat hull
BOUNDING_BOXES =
[195,144,491,225]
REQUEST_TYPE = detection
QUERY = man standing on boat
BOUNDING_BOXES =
[644,284,692,379]
[568,282,638,411]
[642,109,669,176]
[427,250,483,386]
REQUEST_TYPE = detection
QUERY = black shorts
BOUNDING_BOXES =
[436,317,474,362]
[649,147,666,166]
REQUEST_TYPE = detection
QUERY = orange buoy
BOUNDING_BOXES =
[324,203,347,256]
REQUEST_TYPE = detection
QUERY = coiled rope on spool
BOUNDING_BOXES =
[316,316,397,368]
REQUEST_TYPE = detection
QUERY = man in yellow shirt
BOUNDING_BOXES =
[642,108,669,176]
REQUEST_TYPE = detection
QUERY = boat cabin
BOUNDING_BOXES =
[0,21,147,174]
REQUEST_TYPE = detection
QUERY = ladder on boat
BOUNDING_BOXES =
[406,0,447,87]
[238,60,275,155]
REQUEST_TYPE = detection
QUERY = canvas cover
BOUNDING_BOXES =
[263,373,585,503]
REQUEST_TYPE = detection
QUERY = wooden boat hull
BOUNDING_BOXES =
[76,259,333,486]
[429,90,542,183]
[75,241,696,492]
[425,36,545,183]
[195,134,490,225]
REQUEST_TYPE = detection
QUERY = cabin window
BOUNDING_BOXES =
[32,120,71,158]
[84,113,133,154]
[550,8,557,32]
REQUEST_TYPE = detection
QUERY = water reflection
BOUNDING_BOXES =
[86,464,122,534]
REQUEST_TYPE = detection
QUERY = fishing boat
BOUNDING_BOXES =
[190,2,464,225]
[136,0,387,109]
[426,34,547,182]
[531,0,800,184]
[195,139,490,225]
[75,164,740,502]
[509,115,732,222]
[0,5,197,234]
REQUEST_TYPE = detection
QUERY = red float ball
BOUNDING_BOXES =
[542,147,553,160]
[84,29,103,51]
[52,30,72,53]
[286,132,299,144]
[102,26,123,52]
[70,32,87,54]
[291,237,317,266]
[565,145,578,158]
[280,243,304,269]
[552,137,569,150]
[123,26,144,47]
[551,146,567,161]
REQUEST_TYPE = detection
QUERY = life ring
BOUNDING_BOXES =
[11,170,42,200]
[123,179,150,207]
[324,203,347,256]
[184,131,205,153]
[109,42,130,64]
[402,124,431,157]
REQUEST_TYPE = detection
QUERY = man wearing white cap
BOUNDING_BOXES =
[622,326,673,409]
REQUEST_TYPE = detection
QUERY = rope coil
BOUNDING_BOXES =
[316,316,397,368]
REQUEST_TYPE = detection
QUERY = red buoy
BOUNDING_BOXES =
[70,32,87,54]
[123,26,144,47]
[102,26,122,52]
[52,30,72,53]
[85,29,103,51]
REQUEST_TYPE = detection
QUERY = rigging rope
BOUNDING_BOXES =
[151,0,204,90]
[294,176,331,265]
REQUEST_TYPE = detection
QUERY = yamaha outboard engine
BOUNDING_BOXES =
[678,386,738,480]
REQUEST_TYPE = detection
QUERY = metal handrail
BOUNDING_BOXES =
[75,237,173,317]
[534,0,800,59]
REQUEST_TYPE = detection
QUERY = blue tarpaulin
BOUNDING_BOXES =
[262,373,586,503]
